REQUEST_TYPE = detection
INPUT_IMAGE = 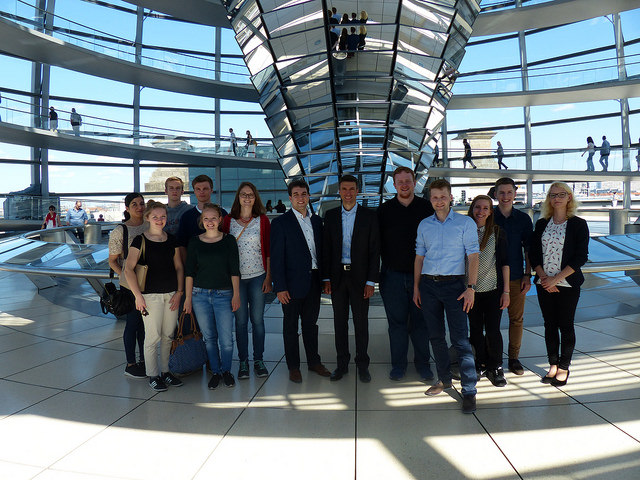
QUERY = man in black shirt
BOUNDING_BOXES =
[378,166,435,381]
[177,174,227,263]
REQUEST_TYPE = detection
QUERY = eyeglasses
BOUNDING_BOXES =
[239,193,255,199]
[548,192,568,199]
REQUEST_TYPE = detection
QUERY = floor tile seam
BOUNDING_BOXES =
[0,325,122,350]
[577,350,640,379]
[0,337,50,355]
[581,396,640,406]
[572,400,640,445]
[0,388,66,422]
[612,316,640,325]
[44,397,154,475]
[36,466,140,480]
[3,345,112,381]
[575,324,640,345]
[188,354,288,480]
[472,412,525,480]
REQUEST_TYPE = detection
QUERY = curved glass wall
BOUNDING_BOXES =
[1,0,640,219]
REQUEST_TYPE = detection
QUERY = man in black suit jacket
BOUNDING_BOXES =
[322,175,380,382]
[271,179,331,383]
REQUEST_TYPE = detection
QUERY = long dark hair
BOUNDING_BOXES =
[123,192,144,221]
[468,195,497,251]
[230,182,266,219]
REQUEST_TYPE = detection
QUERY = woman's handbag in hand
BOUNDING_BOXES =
[169,311,208,376]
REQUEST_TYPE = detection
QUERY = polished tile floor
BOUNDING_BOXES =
[1,270,640,479]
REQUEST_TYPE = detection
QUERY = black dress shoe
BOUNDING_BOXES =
[330,368,347,381]
[540,374,555,384]
[551,370,570,387]
[358,368,371,383]
[462,395,476,414]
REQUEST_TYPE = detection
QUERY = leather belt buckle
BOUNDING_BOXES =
[342,264,351,271]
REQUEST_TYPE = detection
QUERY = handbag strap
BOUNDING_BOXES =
[235,217,253,242]
[175,310,187,338]
[139,235,146,263]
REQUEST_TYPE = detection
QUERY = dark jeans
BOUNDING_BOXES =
[419,276,477,396]
[281,271,322,370]
[118,305,144,365]
[379,268,431,373]
[235,273,266,362]
[331,271,370,370]
[468,289,503,369]
[536,285,580,370]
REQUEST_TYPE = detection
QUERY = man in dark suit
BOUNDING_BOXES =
[271,179,331,383]
[322,175,380,382]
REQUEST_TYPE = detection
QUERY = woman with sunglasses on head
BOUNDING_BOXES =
[530,183,588,387]
[467,195,510,387]
[124,200,184,392]
[184,203,241,390]
[221,182,272,380]
[108,193,147,379]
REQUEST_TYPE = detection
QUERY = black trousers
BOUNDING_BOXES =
[536,285,580,370]
[331,271,370,370]
[282,271,322,370]
[468,289,503,369]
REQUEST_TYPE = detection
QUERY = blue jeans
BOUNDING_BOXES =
[379,268,431,373]
[234,273,266,362]
[419,276,477,396]
[586,152,595,171]
[191,287,235,373]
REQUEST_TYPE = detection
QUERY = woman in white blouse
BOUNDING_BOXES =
[530,183,589,387]
[581,136,596,172]
[221,182,272,379]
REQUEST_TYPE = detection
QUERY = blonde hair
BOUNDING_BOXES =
[198,203,223,229]
[541,182,579,219]
[143,200,167,220]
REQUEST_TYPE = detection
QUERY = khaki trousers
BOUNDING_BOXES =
[507,279,526,359]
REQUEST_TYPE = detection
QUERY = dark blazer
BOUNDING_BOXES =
[270,209,323,299]
[529,216,589,288]
[322,205,380,288]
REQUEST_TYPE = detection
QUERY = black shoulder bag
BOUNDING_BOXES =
[100,224,136,317]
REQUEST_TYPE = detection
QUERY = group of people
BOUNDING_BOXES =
[328,7,368,55]
[583,135,610,171]
[228,128,257,156]
[105,171,588,414]
[48,106,83,135]
[453,139,508,170]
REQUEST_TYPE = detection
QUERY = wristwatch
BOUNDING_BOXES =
[467,284,476,291]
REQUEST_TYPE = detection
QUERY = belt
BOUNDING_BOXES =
[342,264,351,271]
[422,274,465,282]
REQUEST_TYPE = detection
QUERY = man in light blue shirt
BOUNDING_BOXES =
[66,200,88,242]
[413,179,480,414]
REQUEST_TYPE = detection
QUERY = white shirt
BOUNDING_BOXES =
[293,207,318,269]
[230,218,264,279]
[538,220,571,288]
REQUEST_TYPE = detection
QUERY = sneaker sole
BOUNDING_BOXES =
[149,386,168,392]
[124,372,147,379]
[224,383,236,388]
[238,374,250,380]
[255,372,269,378]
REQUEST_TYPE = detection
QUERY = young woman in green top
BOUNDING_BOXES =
[184,203,241,390]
